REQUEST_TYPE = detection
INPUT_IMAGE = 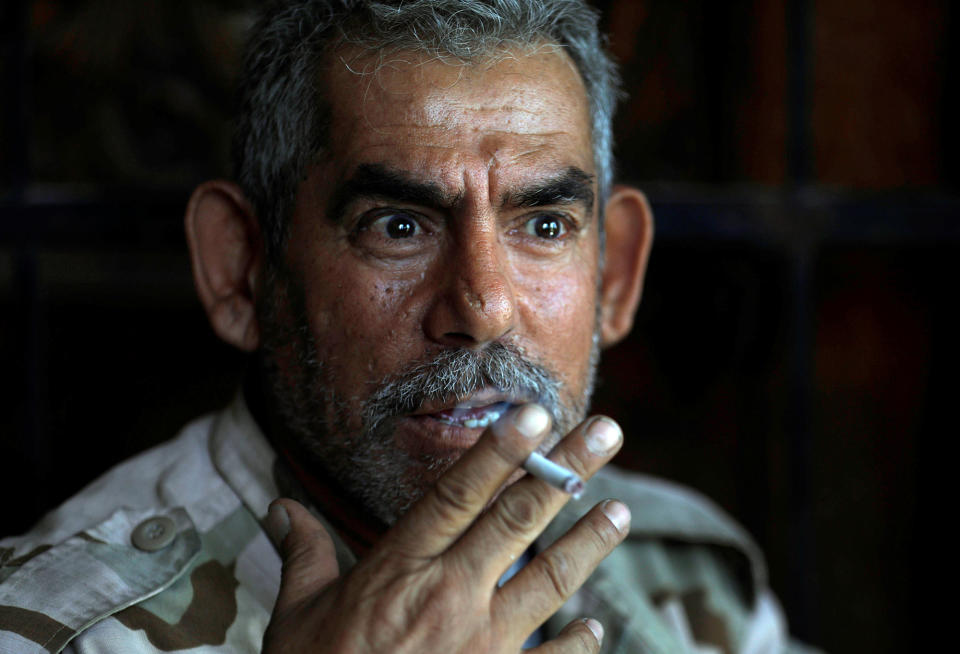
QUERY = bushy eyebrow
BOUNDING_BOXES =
[504,167,596,215]
[326,163,596,224]
[327,163,457,224]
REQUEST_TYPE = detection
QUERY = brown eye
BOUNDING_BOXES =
[386,215,416,238]
[525,214,566,239]
[370,212,419,239]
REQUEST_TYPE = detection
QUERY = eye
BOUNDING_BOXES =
[524,214,567,239]
[370,211,420,239]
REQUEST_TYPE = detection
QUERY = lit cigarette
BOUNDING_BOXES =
[523,452,584,499]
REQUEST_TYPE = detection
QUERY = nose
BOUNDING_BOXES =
[423,234,517,348]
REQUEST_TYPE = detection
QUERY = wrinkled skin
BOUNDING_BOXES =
[265,46,605,523]
[187,44,652,654]
[262,406,629,653]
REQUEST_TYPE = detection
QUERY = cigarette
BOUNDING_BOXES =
[523,452,584,499]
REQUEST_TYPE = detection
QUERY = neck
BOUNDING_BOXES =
[243,375,388,557]
[278,448,386,556]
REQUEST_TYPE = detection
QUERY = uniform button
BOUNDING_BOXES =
[131,516,177,552]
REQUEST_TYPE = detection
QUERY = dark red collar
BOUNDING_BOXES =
[278,447,386,557]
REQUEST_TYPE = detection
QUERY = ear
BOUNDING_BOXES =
[599,186,654,347]
[185,181,264,352]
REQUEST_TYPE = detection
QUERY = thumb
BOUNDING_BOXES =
[266,498,340,611]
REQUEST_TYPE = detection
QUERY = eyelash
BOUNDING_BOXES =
[351,208,580,244]
[522,213,572,240]
[354,209,428,238]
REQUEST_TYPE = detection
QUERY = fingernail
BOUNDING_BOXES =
[265,502,290,548]
[602,499,630,533]
[585,417,621,455]
[513,404,550,439]
[584,618,604,644]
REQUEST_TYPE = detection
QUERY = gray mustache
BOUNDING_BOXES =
[362,342,562,435]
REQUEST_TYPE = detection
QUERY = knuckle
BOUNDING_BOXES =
[432,472,485,518]
[552,448,592,482]
[586,513,620,552]
[282,539,315,573]
[493,490,548,537]
[421,576,460,613]
[538,549,579,599]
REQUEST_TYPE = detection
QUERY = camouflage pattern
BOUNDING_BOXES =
[0,397,820,653]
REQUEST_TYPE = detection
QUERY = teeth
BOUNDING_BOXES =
[433,406,508,428]
[462,410,503,429]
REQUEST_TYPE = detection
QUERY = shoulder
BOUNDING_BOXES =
[545,466,794,653]
[552,465,767,587]
[0,505,204,653]
[0,408,278,653]
[2,414,218,553]
[589,466,765,569]
[547,466,826,653]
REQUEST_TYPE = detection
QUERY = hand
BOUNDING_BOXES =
[262,405,630,653]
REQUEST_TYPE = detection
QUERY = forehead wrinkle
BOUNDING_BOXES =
[371,112,554,133]
[512,147,552,159]
[328,49,595,218]
[479,129,572,139]
[368,123,572,143]
[415,98,564,129]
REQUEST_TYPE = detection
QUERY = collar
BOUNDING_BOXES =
[208,392,358,572]
[208,393,766,593]
[208,391,280,522]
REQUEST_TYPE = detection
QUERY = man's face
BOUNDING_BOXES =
[259,46,602,523]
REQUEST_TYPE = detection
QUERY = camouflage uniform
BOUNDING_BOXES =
[0,397,819,654]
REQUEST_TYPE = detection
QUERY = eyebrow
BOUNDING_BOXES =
[326,163,596,225]
[327,164,456,224]
[504,167,596,216]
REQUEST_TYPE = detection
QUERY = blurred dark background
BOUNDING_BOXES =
[2,1,956,652]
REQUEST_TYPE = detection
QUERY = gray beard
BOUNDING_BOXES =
[257,269,600,524]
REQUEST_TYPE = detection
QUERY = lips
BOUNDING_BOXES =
[412,387,536,429]
[391,388,537,459]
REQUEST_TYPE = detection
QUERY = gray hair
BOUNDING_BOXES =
[233,0,621,262]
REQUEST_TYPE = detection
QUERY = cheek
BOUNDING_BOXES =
[515,263,598,382]
[300,258,425,381]
[285,189,425,390]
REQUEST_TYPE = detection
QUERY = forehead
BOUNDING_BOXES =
[319,45,595,189]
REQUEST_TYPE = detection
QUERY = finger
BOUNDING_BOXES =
[386,403,552,557]
[529,618,604,654]
[269,499,340,614]
[451,416,623,584]
[493,499,630,634]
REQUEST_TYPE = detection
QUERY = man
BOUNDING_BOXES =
[0,1,815,653]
